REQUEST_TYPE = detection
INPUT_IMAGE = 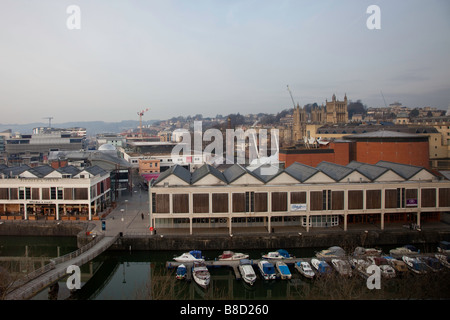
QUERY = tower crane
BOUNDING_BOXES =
[137,108,149,139]
[43,117,53,127]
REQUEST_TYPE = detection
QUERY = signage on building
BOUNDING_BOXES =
[406,199,418,207]
[291,203,307,211]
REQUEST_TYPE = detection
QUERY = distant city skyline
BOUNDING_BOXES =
[1,0,449,124]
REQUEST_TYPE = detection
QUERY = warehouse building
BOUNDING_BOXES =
[149,161,450,234]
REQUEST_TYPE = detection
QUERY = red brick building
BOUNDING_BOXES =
[279,130,429,169]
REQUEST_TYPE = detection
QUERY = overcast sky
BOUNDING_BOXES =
[1,0,449,124]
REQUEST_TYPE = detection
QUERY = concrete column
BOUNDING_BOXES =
[344,213,348,231]
[417,211,421,228]
[380,212,384,230]
[56,204,59,220]
[24,203,27,220]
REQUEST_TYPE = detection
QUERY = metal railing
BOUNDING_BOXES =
[8,234,106,293]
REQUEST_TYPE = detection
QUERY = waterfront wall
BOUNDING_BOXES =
[112,228,450,252]
[0,221,96,248]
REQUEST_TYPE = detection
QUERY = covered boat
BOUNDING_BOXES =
[331,259,352,277]
[402,256,428,274]
[316,246,346,259]
[353,247,382,257]
[176,264,187,280]
[262,249,293,260]
[295,261,315,279]
[383,256,408,275]
[311,258,332,275]
[192,262,210,289]
[435,254,450,268]
[219,251,249,261]
[258,260,276,280]
[420,256,444,272]
[276,261,292,280]
[174,250,204,262]
[437,241,450,254]
[367,257,396,278]
[238,259,257,286]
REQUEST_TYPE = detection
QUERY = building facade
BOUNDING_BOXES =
[149,161,450,235]
[0,165,111,221]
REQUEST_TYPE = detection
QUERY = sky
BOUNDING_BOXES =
[0,0,449,124]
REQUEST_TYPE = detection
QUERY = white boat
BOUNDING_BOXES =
[258,260,276,280]
[435,254,450,268]
[276,261,292,280]
[383,256,409,275]
[437,241,450,254]
[294,261,315,279]
[367,257,396,278]
[174,250,204,262]
[238,259,257,286]
[192,262,210,289]
[402,256,428,274]
[311,258,332,276]
[350,258,371,278]
[219,251,249,261]
[176,264,187,280]
[316,246,346,259]
[353,247,382,257]
[262,249,293,260]
[331,259,352,277]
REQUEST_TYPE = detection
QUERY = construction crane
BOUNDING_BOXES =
[43,117,53,127]
[137,108,149,139]
[287,85,297,109]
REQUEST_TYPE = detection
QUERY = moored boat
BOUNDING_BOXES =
[276,261,292,280]
[419,256,444,272]
[350,258,371,278]
[219,251,249,261]
[435,254,450,269]
[331,259,352,277]
[402,256,428,274]
[176,264,187,280]
[316,246,346,259]
[353,247,382,257]
[258,260,276,280]
[383,256,409,275]
[389,245,417,257]
[192,262,210,289]
[174,250,204,262]
[311,258,332,276]
[367,257,396,278]
[238,259,257,286]
[437,241,450,254]
[295,261,315,279]
[262,249,293,260]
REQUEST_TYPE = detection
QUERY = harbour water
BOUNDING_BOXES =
[1,236,449,300]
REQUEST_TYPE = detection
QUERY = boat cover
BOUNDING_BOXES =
[263,263,275,274]
[189,250,203,259]
[277,249,291,258]
[439,241,450,250]
[278,265,290,274]
[240,259,252,265]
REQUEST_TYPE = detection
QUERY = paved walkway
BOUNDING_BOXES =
[91,185,450,237]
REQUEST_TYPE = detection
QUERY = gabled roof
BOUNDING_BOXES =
[1,165,31,177]
[57,165,81,177]
[346,161,389,180]
[191,164,227,184]
[223,164,247,183]
[316,161,357,181]
[27,165,55,178]
[81,165,108,177]
[154,165,191,185]
[250,165,284,183]
[375,160,433,180]
[284,162,335,183]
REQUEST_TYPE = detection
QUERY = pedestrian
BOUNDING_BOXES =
[141,213,144,220]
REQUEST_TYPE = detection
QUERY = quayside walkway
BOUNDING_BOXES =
[5,233,120,300]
